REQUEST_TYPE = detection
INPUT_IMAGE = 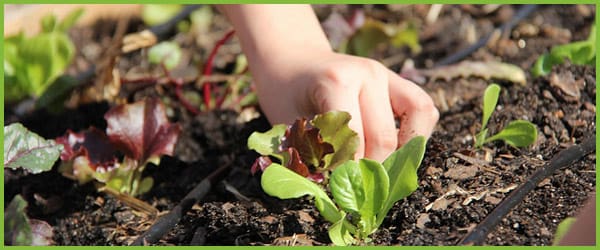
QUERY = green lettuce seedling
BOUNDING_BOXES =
[532,24,595,77]
[474,84,537,148]
[260,136,427,245]
[4,8,83,102]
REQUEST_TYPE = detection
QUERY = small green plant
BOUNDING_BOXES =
[532,24,595,77]
[56,98,181,196]
[474,84,537,148]
[4,123,63,173]
[249,111,426,245]
[4,8,83,102]
[4,195,54,246]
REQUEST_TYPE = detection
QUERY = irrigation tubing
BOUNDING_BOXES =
[434,4,538,67]
[65,5,203,89]
[130,164,230,246]
[460,134,596,245]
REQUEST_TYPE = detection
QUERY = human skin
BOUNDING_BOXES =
[219,4,439,162]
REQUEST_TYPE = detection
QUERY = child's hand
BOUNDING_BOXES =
[220,4,439,161]
[252,50,438,161]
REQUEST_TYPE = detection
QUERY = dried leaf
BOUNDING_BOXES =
[420,60,527,85]
[104,98,182,165]
[443,164,479,180]
[549,71,585,100]
[4,123,63,174]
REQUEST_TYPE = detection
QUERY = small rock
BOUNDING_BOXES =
[416,213,431,229]
[443,165,479,180]
[484,195,502,205]
[584,102,596,112]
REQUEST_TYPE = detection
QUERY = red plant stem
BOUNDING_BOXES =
[203,29,236,110]
[215,86,232,109]
[161,63,201,115]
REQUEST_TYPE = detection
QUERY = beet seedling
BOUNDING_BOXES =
[474,83,537,148]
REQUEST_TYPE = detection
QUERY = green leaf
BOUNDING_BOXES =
[311,111,359,170]
[485,120,538,148]
[346,20,390,57]
[57,8,84,32]
[142,4,182,26]
[148,41,183,70]
[4,123,63,174]
[552,217,577,245]
[247,124,286,162]
[4,195,32,245]
[330,161,364,214]
[531,24,596,77]
[190,5,213,33]
[261,164,342,223]
[357,158,389,228]
[328,218,355,246]
[378,136,426,226]
[12,32,75,98]
[482,83,501,130]
[390,23,421,54]
[40,14,57,33]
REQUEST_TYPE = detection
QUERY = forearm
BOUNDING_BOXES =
[218,5,332,78]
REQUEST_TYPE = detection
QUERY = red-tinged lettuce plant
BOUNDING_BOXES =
[57,98,181,196]
[247,111,359,182]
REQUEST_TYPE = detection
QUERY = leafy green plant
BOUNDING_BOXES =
[4,123,63,173]
[260,136,427,245]
[4,195,54,246]
[148,41,183,70]
[532,24,596,77]
[56,98,181,196]
[4,8,83,102]
[475,84,537,148]
[248,111,359,182]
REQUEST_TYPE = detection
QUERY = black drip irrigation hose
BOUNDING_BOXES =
[131,164,230,246]
[68,5,204,88]
[459,135,596,245]
[434,4,538,67]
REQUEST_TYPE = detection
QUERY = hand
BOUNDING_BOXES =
[252,50,439,162]
[219,4,439,161]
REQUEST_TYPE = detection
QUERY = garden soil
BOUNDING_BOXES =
[4,4,596,245]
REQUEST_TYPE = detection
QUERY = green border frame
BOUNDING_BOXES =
[1,1,598,248]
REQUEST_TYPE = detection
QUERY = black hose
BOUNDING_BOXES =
[434,4,538,67]
[131,164,230,246]
[459,134,596,245]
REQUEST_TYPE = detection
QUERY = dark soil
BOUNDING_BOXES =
[4,4,595,246]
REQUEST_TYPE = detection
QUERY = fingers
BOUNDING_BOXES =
[387,70,439,146]
[358,62,398,162]
[310,68,366,160]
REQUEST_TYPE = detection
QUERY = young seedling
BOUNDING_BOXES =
[4,123,63,174]
[532,24,595,77]
[248,111,359,182]
[260,136,427,245]
[249,111,427,245]
[56,98,181,196]
[474,83,537,148]
[4,8,83,102]
[4,195,54,246]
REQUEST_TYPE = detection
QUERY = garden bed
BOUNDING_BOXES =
[4,4,596,246]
